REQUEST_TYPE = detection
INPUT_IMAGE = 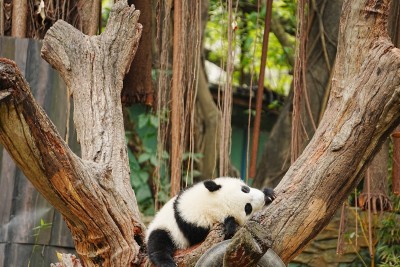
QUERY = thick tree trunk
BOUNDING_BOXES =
[256,0,400,262]
[1,0,400,266]
[122,0,153,106]
[78,0,101,36]
[0,2,145,266]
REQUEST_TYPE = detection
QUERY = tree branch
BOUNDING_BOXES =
[255,0,400,262]
[1,0,399,266]
[0,1,145,266]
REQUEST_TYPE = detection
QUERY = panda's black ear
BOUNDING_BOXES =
[204,180,221,192]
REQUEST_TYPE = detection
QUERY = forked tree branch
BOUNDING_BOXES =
[255,0,400,262]
[1,0,400,266]
[0,1,146,266]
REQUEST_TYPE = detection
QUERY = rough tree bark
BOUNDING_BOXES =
[11,0,27,37]
[1,0,400,266]
[254,0,400,262]
[0,2,146,266]
[122,0,153,106]
[78,0,101,36]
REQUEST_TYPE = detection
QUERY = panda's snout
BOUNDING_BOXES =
[263,188,276,205]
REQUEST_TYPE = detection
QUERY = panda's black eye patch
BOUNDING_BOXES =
[245,203,252,215]
[241,186,250,193]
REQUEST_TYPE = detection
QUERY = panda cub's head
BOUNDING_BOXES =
[146,177,276,267]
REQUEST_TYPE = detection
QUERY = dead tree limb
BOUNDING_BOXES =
[0,1,145,266]
[255,0,400,262]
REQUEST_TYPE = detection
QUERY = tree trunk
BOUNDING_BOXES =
[255,0,400,262]
[11,0,27,37]
[196,61,221,180]
[0,0,5,35]
[122,0,154,106]
[1,0,400,266]
[78,0,101,36]
[0,2,146,266]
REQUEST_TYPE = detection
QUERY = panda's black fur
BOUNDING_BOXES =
[146,177,276,267]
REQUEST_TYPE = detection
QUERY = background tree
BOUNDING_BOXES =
[254,0,343,188]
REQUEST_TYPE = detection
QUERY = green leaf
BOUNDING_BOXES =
[162,150,169,160]
[150,116,159,128]
[138,171,149,183]
[150,155,159,167]
[128,149,140,168]
[192,170,202,177]
[138,114,149,129]
[138,153,151,163]
[130,172,142,188]
[135,186,153,202]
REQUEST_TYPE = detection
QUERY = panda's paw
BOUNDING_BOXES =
[262,188,276,204]
[223,216,238,239]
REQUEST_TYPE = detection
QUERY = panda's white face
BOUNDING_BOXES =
[177,177,267,227]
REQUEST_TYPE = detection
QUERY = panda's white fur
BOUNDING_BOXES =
[146,177,276,267]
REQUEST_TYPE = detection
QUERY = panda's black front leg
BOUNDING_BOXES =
[263,188,276,205]
[223,216,238,239]
[147,229,177,267]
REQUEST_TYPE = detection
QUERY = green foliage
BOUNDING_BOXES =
[273,0,296,34]
[126,106,205,215]
[376,143,400,266]
[128,147,154,216]
[101,0,112,32]
[126,107,170,216]
[205,0,295,95]
[377,195,400,267]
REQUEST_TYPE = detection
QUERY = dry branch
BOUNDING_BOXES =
[255,0,400,262]
[1,0,400,266]
[0,1,146,266]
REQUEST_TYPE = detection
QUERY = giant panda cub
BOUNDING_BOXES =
[146,177,276,267]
